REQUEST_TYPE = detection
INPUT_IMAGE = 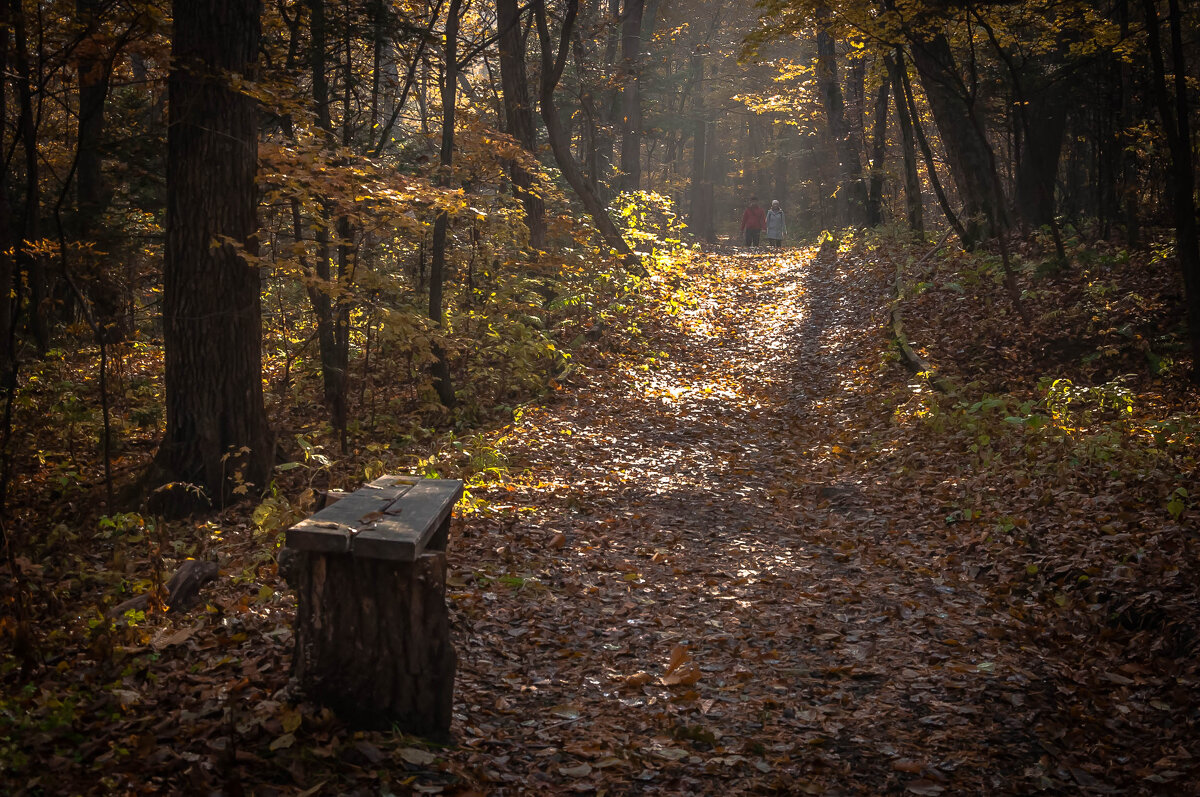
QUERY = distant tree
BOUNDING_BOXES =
[497,0,546,249]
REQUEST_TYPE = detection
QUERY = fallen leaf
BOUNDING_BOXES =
[399,747,437,766]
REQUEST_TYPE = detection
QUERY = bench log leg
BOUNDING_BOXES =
[428,515,450,552]
[291,550,455,738]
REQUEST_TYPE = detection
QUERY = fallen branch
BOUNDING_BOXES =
[891,230,956,394]
[108,559,219,618]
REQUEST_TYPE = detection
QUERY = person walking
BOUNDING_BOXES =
[740,197,766,248]
[765,200,786,248]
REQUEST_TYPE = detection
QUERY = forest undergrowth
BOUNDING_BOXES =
[2,232,1198,795]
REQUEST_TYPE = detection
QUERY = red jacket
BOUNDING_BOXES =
[740,205,766,232]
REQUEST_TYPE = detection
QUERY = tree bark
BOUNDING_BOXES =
[154,0,274,503]
[497,0,545,249]
[291,550,455,736]
[815,12,868,226]
[687,53,714,242]
[0,10,12,368]
[900,52,967,244]
[865,66,890,227]
[618,0,644,192]
[1142,0,1200,380]
[429,0,463,407]
[76,0,125,340]
[906,31,1004,246]
[11,0,48,353]
[306,0,351,436]
[533,0,637,265]
[887,51,923,234]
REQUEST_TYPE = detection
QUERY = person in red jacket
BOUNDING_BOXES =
[740,197,766,248]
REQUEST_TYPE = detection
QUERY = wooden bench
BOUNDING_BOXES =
[284,475,463,737]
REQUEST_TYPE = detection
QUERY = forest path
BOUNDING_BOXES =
[448,246,1038,793]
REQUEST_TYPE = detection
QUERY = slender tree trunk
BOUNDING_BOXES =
[429,0,464,407]
[774,126,792,213]
[11,0,47,353]
[596,0,621,197]
[76,0,123,341]
[154,0,273,503]
[497,0,545,249]
[865,69,890,227]
[687,53,714,242]
[533,0,637,265]
[1118,0,1139,247]
[306,0,350,438]
[900,53,967,244]
[0,11,12,367]
[1142,0,1200,379]
[887,51,923,234]
[815,12,868,226]
[618,0,644,192]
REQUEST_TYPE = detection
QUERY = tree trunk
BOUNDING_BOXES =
[76,0,124,340]
[900,52,967,244]
[307,0,351,435]
[1118,0,1139,247]
[815,13,868,226]
[618,0,644,192]
[497,0,545,249]
[687,53,714,242]
[290,550,455,735]
[533,0,637,265]
[865,68,890,227]
[596,0,621,197]
[429,0,463,407]
[11,0,47,353]
[0,11,12,368]
[774,125,793,214]
[906,32,1004,245]
[154,0,274,503]
[887,51,923,234]
[1142,0,1200,380]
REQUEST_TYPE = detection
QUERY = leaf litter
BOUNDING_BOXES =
[3,241,1198,794]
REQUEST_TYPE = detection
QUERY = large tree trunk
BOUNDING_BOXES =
[533,0,636,265]
[906,31,1004,246]
[815,13,868,226]
[497,0,545,249]
[618,0,644,192]
[887,51,923,234]
[154,0,274,503]
[1142,0,1200,380]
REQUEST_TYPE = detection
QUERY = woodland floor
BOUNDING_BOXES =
[6,242,1199,795]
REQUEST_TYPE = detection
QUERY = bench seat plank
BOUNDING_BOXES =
[353,479,464,561]
[285,476,462,561]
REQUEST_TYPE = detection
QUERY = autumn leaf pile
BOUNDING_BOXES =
[2,238,1198,795]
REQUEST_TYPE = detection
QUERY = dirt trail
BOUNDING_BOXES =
[449,248,1041,793]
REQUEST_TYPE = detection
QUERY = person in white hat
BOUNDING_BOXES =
[765,200,786,248]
